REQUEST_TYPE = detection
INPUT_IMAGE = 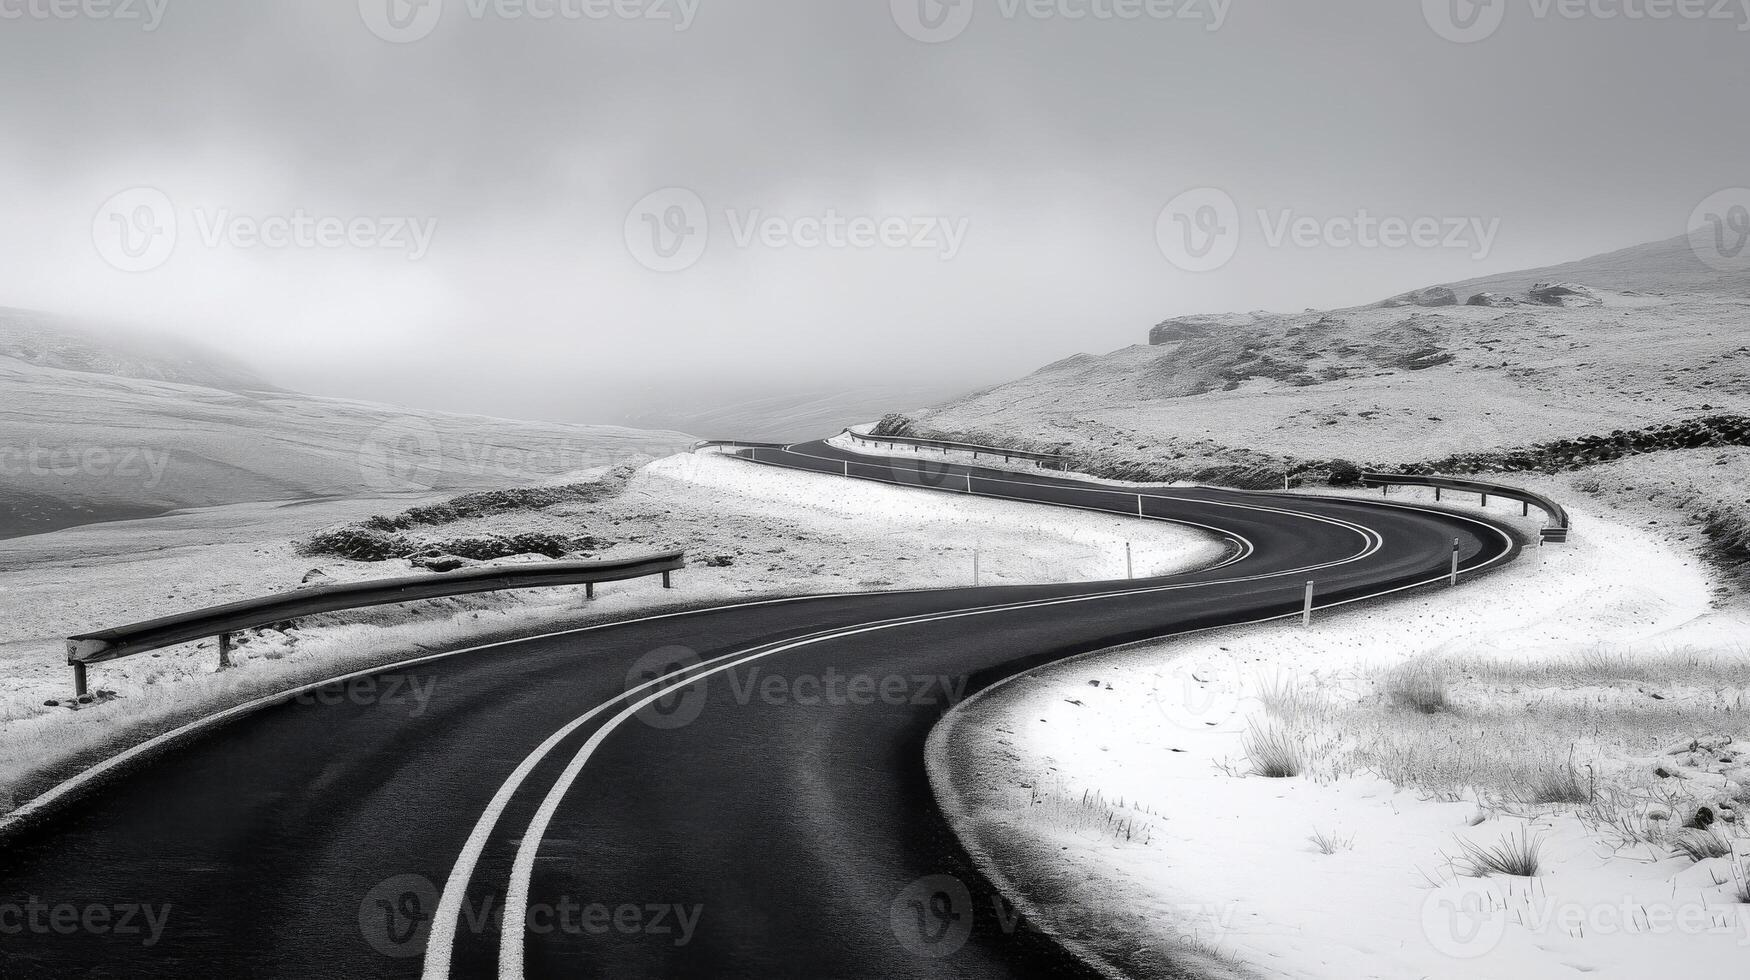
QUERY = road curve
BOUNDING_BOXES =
[0,440,1519,980]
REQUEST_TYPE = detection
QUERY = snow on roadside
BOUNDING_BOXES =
[933,489,1750,980]
[0,452,1223,813]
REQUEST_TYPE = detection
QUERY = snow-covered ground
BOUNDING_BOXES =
[931,487,1750,980]
[0,451,1224,814]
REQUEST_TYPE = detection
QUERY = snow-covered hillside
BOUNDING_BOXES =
[906,235,1750,480]
[0,315,694,538]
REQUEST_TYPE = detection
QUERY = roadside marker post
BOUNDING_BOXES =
[1302,582,1315,627]
[973,549,981,586]
[1126,543,1134,580]
[1450,538,1461,586]
[1137,494,1145,517]
[966,473,974,494]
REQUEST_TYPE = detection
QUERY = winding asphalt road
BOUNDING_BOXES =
[0,440,1519,979]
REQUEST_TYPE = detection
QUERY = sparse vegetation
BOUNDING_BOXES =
[1384,663,1450,714]
[298,473,628,563]
[1670,829,1735,863]
[1243,720,1304,778]
[1516,763,1592,807]
[1308,828,1355,855]
[301,528,599,563]
[1456,829,1544,878]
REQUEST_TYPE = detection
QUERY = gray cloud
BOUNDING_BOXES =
[1,0,1745,425]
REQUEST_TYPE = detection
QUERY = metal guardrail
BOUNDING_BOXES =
[1361,473,1570,543]
[691,440,790,452]
[839,429,1069,467]
[64,552,687,696]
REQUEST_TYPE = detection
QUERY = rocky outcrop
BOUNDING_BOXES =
[1379,287,1458,309]
[1149,312,1279,346]
[1529,282,1602,307]
[1466,292,1521,308]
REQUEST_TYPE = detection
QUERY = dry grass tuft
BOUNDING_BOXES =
[1308,828,1355,855]
[1457,829,1545,878]
[1670,829,1735,863]
[1384,663,1450,714]
[1243,721,1304,778]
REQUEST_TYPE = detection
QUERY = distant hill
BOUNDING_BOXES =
[1440,233,1750,300]
[901,234,1750,482]
[620,382,972,444]
[0,314,694,539]
[0,309,281,394]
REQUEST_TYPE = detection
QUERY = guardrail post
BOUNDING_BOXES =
[662,571,673,589]
[72,662,88,698]
[1522,501,1530,517]
[1303,581,1315,626]
[1435,487,1442,502]
[217,632,233,671]
[1481,493,1489,507]
[585,582,595,600]
[1450,539,1461,586]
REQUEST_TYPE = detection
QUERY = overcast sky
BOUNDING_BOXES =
[1,0,1745,425]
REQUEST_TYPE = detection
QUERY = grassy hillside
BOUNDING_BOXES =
[0,316,693,539]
